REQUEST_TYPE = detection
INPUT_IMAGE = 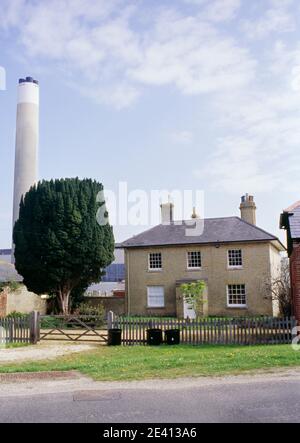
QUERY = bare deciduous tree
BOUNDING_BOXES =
[263,258,292,317]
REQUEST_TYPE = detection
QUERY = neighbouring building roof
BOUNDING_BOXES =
[85,281,125,297]
[280,201,300,256]
[102,263,125,282]
[0,261,22,282]
[119,217,284,249]
[280,202,300,240]
[0,249,12,263]
[0,249,11,256]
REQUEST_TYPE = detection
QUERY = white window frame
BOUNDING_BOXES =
[147,286,165,308]
[148,252,162,271]
[187,251,202,270]
[227,249,243,269]
[227,284,247,308]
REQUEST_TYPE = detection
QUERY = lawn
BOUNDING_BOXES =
[0,344,299,381]
[4,343,30,349]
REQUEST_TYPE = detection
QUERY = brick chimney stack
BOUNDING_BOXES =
[240,194,256,225]
[160,199,174,225]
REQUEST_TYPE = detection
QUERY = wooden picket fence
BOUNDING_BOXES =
[112,315,297,346]
[0,312,39,345]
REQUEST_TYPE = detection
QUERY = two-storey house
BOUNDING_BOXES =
[119,195,285,318]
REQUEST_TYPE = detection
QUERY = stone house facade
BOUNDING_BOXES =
[119,195,284,318]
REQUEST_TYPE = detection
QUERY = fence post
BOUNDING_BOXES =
[291,316,297,342]
[9,318,14,344]
[29,311,40,344]
[107,311,114,330]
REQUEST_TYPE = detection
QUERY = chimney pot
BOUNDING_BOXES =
[191,207,199,219]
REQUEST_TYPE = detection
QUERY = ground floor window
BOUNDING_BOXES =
[147,286,165,308]
[227,284,246,307]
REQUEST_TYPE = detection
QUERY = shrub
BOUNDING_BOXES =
[180,280,206,316]
[0,281,22,294]
[74,301,105,316]
[74,301,105,327]
[40,316,62,329]
[5,311,27,319]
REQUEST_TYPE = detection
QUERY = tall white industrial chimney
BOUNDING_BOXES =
[12,77,39,261]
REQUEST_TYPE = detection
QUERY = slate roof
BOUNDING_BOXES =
[0,261,22,282]
[288,206,300,239]
[281,202,300,240]
[119,217,283,249]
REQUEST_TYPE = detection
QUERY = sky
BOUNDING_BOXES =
[1,0,300,248]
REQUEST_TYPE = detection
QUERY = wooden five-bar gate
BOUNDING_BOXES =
[112,315,297,346]
[39,314,108,343]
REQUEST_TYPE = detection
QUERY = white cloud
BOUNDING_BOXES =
[268,41,300,87]
[292,66,300,92]
[170,130,194,145]
[197,78,300,193]
[76,81,140,109]
[130,14,255,95]
[0,0,255,108]
[201,0,241,23]
[241,0,295,39]
[198,136,282,193]
[2,0,300,195]
[182,0,208,5]
[0,0,26,29]
[0,0,140,107]
[192,3,300,194]
[183,0,241,22]
[0,66,6,90]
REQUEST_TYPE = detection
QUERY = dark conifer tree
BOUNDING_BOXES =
[13,178,114,314]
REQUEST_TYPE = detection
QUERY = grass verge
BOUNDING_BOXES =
[0,344,299,381]
[3,343,30,349]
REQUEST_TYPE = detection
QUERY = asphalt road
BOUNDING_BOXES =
[0,371,299,423]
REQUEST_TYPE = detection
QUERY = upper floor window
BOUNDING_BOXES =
[149,252,162,270]
[227,284,246,307]
[187,251,202,269]
[228,249,243,267]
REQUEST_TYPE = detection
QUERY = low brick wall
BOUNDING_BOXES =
[86,296,125,316]
[0,290,7,317]
[291,242,300,324]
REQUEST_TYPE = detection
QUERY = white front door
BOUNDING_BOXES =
[183,300,196,319]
